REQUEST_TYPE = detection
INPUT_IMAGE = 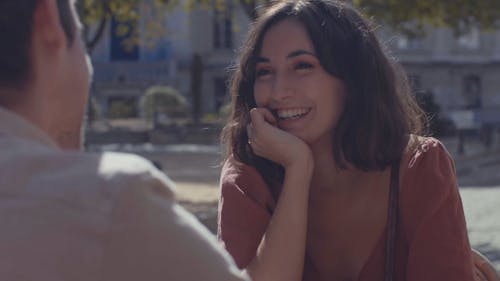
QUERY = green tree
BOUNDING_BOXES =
[140,85,189,123]
[76,0,174,53]
[353,0,500,36]
[78,0,500,54]
[208,0,499,36]
[185,0,267,20]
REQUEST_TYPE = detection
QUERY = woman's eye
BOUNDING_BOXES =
[256,68,271,77]
[296,62,313,70]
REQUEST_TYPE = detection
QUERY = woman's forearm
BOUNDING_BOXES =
[245,155,314,281]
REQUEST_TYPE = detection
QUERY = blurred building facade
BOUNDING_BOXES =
[90,2,500,128]
[386,27,500,130]
[90,2,250,119]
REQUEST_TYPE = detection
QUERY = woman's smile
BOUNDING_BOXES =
[274,107,314,132]
[275,107,312,120]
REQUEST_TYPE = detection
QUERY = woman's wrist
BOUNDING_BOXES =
[284,149,314,178]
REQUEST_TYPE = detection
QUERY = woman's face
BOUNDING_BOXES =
[253,19,346,146]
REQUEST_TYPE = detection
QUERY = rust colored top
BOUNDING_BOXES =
[218,137,474,281]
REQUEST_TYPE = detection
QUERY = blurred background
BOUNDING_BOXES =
[80,0,500,270]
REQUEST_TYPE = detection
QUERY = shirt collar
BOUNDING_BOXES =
[0,107,59,149]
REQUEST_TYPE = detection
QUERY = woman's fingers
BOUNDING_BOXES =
[247,107,274,147]
[247,107,310,167]
[262,108,278,126]
[250,107,277,128]
[247,108,277,156]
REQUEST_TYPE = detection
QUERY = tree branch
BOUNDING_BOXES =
[86,17,108,54]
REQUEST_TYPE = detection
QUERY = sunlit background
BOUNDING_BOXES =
[79,0,500,270]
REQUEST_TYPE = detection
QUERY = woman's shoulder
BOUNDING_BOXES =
[221,158,266,187]
[401,135,457,195]
[399,136,459,232]
[402,135,455,177]
[220,158,276,208]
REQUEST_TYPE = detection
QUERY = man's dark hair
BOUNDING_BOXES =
[0,0,76,94]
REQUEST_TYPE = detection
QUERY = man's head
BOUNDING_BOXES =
[0,0,77,93]
[0,0,92,150]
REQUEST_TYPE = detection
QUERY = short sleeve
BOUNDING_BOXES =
[101,169,249,281]
[217,161,276,269]
[401,138,474,281]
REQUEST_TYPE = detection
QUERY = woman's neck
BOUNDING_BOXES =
[309,139,380,195]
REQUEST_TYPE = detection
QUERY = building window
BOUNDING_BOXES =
[213,7,233,49]
[462,75,482,109]
[457,28,480,50]
[110,16,139,61]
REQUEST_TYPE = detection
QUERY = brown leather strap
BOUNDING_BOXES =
[385,160,400,281]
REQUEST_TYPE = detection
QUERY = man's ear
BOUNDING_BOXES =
[32,0,67,52]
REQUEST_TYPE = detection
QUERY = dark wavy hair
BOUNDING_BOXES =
[221,0,425,196]
[0,0,76,95]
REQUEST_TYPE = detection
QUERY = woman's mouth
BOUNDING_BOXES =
[275,108,311,120]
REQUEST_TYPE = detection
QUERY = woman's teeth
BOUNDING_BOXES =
[276,108,310,120]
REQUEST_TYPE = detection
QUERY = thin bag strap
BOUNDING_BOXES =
[385,160,400,281]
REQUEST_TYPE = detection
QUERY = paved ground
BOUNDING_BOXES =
[444,138,500,270]
[460,188,500,270]
[93,138,500,272]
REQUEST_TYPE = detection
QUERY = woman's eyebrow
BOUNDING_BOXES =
[255,49,316,63]
[287,50,316,58]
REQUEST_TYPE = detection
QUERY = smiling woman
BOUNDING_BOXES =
[218,1,478,281]
[252,19,346,146]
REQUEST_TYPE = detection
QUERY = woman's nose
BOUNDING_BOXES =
[271,73,294,101]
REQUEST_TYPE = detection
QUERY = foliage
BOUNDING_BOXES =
[107,98,138,119]
[76,0,174,53]
[140,86,189,122]
[185,0,268,20]
[353,0,500,36]
[208,0,500,36]
[218,103,231,120]
[201,113,220,123]
[77,0,500,54]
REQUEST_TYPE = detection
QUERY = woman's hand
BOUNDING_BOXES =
[247,107,312,169]
[243,107,314,281]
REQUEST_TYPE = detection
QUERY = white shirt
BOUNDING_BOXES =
[0,107,249,281]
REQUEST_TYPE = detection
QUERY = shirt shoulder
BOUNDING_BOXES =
[0,148,178,280]
[220,159,276,211]
[64,153,248,281]
[42,151,249,281]
[0,141,176,213]
[102,155,249,281]
[399,136,459,238]
[218,159,275,268]
[397,137,473,279]
[404,136,454,172]
[401,136,456,195]
[94,151,176,197]
[63,151,178,213]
